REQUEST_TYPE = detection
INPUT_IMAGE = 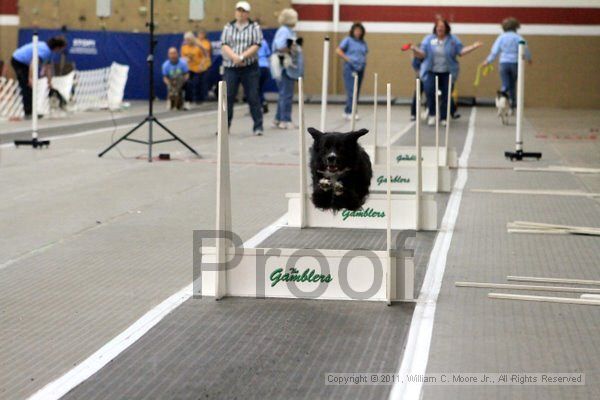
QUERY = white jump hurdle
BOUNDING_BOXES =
[286,77,437,231]
[363,74,454,193]
[199,79,415,302]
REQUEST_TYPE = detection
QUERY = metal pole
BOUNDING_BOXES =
[515,42,525,153]
[415,78,422,231]
[320,37,330,131]
[31,33,38,140]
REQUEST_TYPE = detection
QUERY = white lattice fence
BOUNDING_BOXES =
[0,77,25,120]
[73,62,129,111]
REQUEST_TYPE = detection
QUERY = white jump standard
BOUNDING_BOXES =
[287,77,437,231]
[364,74,454,193]
[199,80,417,303]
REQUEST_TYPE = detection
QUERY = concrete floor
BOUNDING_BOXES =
[1,102,599,399]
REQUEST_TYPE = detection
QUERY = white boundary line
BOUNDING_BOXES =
[26,213,288,400]
[390,121,415,144]
[389,107,476,400]
[0,107,243,149]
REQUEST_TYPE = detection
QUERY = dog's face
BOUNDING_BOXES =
[496,90,509,100]
[308,128,369,174]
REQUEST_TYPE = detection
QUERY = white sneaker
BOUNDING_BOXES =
[253,129,263,136]
[343,113,352,120]
[420,108,429,121]
[441,120,447,126]
[277,121,296,130]
[183,101,192,110]
[427,116,435,126]
[270,120,280,128]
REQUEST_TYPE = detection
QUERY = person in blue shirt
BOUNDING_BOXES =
[162,47,190,110]
[482,17,532,112]
[336,22,368,120]
[271,8,303,130]
[412,18,482,126]
[257,37,272,113]
[11,36,67,117]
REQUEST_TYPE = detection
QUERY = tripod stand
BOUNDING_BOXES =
[98,0,200,162]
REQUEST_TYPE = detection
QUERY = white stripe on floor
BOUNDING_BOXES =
[26,214,288,400]
[389,107,476,400]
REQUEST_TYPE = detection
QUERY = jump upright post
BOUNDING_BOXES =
[372,73,378,156]
[320,37,330,131]
[14,32,50,149]
[350,72,358,131]
[298,77,308,228]
[505,41,541,161]
[445,74,452,163]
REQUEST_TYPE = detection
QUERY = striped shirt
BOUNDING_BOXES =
[220,19,263,68]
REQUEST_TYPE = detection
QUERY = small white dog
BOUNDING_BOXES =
[495,90,510,125]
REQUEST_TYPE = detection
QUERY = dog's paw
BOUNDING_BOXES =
[319,178,332,191]
[333,181,344,196]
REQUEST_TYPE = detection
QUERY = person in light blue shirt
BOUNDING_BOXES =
[412,18,482,125]
[162,47,190,110]
[271,8,303,129]
[336,22,368,120]
[257,37,271,112]
[11,36,67,117]
[483,17,532,111]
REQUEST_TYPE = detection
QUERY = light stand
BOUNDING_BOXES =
[505,41,541,161]
[98,0,200,162]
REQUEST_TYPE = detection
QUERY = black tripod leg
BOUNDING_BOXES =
[154,118,201,158]
[98,118,148,157]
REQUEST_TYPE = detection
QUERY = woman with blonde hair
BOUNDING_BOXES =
[482,17,532,113]
[271,8,303,129]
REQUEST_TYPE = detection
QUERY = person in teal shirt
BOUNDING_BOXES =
[482,17,532,112]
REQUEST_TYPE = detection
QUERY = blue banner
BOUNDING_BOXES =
[18,28,277,100]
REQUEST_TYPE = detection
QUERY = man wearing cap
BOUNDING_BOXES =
[220,1,264,135]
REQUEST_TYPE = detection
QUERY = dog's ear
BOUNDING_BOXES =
[307,127,322,140]
[348,128,369,141]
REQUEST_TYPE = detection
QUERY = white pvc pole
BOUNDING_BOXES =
[372,73,378,160]
[415,78,422,230]
[350,72,358,131]
[445,74,452,165]
[298,77,307,228]
[386,82,392,305]
[31,33,39,140]
[320,37,330,131]
[515,43,525,152]
[435,75,439,160]
[215,80,231,299]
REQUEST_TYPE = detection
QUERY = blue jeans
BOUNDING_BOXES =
[259,67,270,105]
[424,71,452,120]
[500,62,518,109]
[224,63,263,131]
[343,63,364,114]
[410,78,424,117]
[275,71,294,122]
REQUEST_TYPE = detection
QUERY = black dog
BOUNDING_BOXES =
[308,127,372,211]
